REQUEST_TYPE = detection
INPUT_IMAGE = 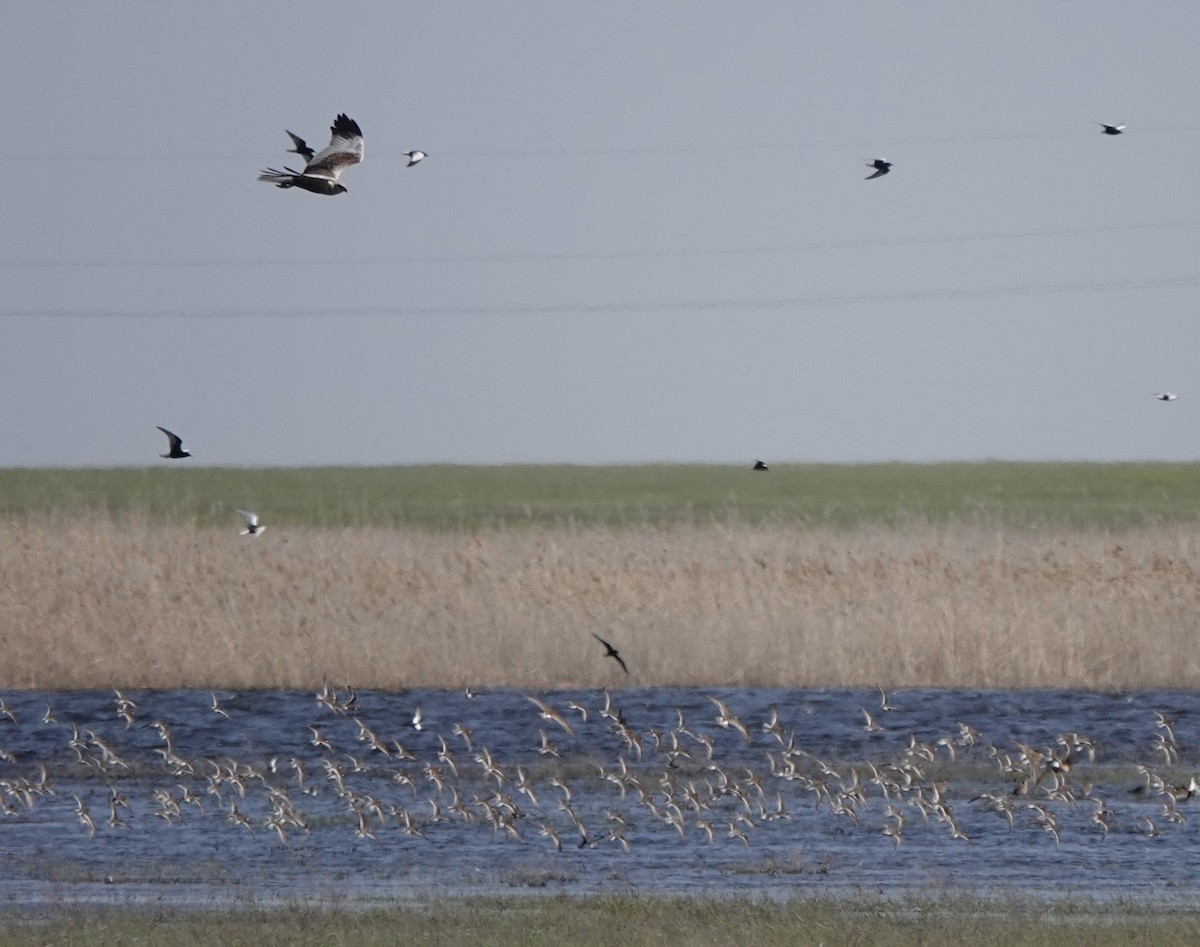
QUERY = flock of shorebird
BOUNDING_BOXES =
[1,685,1195,860]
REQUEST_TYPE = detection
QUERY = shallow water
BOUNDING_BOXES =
[1,686,1198,911]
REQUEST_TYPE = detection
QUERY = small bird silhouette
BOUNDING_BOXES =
[865,158,892,179]
[752,460,769,471]
[235,510,265,536]
[592,633,629,674]
[285,130,315,162]
[403,150,426,167]
[156,426,191,459]
[1097,123,1126,135]
[1154,392,1179,401]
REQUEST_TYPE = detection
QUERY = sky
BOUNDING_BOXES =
[3,3,1199,466]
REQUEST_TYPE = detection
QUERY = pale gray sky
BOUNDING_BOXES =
[3,3,1199,466]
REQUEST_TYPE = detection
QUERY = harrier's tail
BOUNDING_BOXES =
[257,167,296,188]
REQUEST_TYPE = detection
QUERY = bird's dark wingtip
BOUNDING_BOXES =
[332,114,362,138]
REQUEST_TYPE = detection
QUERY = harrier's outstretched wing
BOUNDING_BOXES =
[304,114,364,182]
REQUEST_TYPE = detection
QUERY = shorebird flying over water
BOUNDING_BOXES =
[156,426,191,459]
[707,696,751,744]
[526,696,576,737]
[591,633,629,674]
[865,158,892,179]
[259,114,364,195]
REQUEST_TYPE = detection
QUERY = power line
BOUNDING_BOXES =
[3,274,1195,320]
[4,217,1199,270]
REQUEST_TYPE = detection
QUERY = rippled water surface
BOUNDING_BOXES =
[1,686,1199,911]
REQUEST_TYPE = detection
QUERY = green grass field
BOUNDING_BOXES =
[2,462,1198,529]
[7,896,1200,947]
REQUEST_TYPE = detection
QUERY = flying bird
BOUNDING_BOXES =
[285,130,315,162]
[403,150,426,167]
[235,510,265,536]
[865,158,892,179]
[259,114,364,195]
[591,633,629,674]
[1154,392,1179,401]
[156,426,191,459]
[1097,123,1126,135]
[526,696,576,737]
[752,460,769,471]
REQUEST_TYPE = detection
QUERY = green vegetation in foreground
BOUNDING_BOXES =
[7,896,1200,947]
[0,462,1198,530]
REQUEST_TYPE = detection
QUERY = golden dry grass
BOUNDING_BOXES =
[5,513,1200,691]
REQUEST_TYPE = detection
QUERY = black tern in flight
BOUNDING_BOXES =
[156,426,191,459]
[752,460,769,471]
[1097,123,1126,135]
[591,634,629,674]
[865,158,892,179]
[403,150,426,167]
[1154,392,1179,401]
[285,130,315,162]
[235,510,265,536]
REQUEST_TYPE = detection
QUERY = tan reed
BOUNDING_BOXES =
[4,513,1199,691]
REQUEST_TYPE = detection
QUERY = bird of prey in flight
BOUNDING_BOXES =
[259,114,364,195]
[865,158,892,179]
[156,426,191,459]
[591,634,629,674]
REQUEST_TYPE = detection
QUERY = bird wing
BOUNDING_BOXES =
[156,426,183,450]
[304,114,364,181]
[235,510,258,527]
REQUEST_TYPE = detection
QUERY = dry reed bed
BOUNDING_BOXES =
[4,514,1199,690]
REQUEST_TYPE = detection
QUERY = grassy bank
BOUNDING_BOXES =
[7,896,1200,946]
[0,461,1198,529]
